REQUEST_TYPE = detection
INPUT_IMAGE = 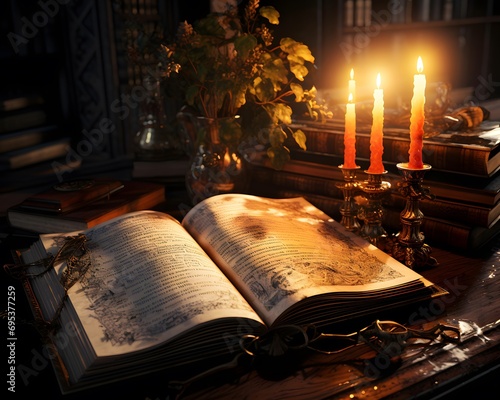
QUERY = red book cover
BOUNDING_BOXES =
[8,180,166,233]
[19,179,124,213]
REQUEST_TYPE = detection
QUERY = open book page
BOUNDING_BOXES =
[182,194,431,327]
[28,211,264,358]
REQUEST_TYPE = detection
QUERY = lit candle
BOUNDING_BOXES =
[348,68,356,101]
[409,56,426,169]
[367,73,385,174]
[343,93,357,169]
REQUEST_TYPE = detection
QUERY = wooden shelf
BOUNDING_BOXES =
[343,15,500,33]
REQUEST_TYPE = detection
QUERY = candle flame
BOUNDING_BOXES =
[224,150,231,167]
[348,93,353,103]
[417,56,423,73]
[350,68,354,80]
[376,73,381,89]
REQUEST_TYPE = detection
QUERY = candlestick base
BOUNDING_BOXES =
[336,165,361,232]
[388,163,438,269]
[357,170,391,249]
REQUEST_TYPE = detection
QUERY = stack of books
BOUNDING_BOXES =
[0,93,75,193]
[7,179,166,233]
[247,116,500,251]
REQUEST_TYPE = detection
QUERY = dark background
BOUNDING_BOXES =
[2,0,499,161]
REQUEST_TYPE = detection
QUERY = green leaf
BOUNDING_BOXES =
[267,146,290,170]
[294,43,315,63]
[290,83,304,102]
[271,104,293,125]
[261,53,288,85]
[289,62,309,81]
[234,34,257,60]
[292,129,307,150]
[268,125,286,147]
[253,77,275,102]
[233,88,247,110]
[308,85,318,97]
[259,6,280,25]
[280,38,315,63]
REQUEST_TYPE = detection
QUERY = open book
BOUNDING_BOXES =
[15,194,446,393]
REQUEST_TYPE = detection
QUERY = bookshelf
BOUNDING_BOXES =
[0,1,177,194]
[0,1,213,164]
[329,0,500,106]
[263,0,500,107]
[2,1,498,163]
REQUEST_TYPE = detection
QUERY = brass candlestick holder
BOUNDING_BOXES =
[336,165,361,232]
[357,171,391,249]
[389,163,438,269]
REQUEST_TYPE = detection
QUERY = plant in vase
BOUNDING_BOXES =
[161,0,331,203]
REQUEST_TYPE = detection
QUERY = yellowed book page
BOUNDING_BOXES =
[182,194,426,326]
[35,211,263,358]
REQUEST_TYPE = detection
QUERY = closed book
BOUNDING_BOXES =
[248,162,500,228]
[0,93,45,112]
[0,108,47,133]
[0,125,59,154]
[0,137,71,170]
[19,179,124,213]
[291,119,500,177]
[249,151,500,208]
[279,152,500,207]
[7,180,165,233]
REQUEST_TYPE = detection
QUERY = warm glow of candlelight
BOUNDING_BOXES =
[409,56,426,169]
[348,68,356,102]
[343,92,357,169]
[367,73,385,174]
[417,56,423,73]
[224,149,231,167]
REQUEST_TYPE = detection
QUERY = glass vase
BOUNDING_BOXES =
[177,111,247,205]
[134,75,182,161]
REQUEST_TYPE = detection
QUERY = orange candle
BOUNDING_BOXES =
[367,73,385,174]
[409,56,426,169]
[343,93,357,169]
[348,68,356,101]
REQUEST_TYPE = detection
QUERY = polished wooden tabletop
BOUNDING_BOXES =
[179,238,500,399]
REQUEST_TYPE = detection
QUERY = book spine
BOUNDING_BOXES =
[250,153,499,206]
[297,126,492,177]
[381,202,473,250]
[0,109,47,134]
[344,0,354,27]
[390,196,492,228]
[249,167,345,199]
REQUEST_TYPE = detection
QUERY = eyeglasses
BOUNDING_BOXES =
[5,233,89,290]
[240,319,461,358]
[4,234,90,333]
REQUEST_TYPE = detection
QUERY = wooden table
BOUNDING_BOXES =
[178,239,500,399]
[2,222,499,400]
